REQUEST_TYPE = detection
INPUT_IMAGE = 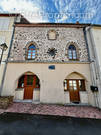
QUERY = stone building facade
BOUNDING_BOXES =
[1,23,95,106]
[9,26,88,62]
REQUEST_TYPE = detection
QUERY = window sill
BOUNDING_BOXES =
[34,88,40,91]
[26,58,36,60]
[15,88,24,91]
[64,90,69,92]
[69,59,79,61]
[64,90,86,92]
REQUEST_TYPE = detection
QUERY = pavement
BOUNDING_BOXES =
[0,102,101,119]
[0,113,101,135]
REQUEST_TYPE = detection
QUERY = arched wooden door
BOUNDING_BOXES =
[64,78,86,103]
[24,75,36,99]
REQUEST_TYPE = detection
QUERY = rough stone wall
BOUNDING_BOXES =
[9,27,89,62]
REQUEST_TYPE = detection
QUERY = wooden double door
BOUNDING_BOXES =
[24,75,36,100]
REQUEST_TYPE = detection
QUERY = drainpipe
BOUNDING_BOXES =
[84,26,100,108]
[0,16,17,95]
[83,27,95,83]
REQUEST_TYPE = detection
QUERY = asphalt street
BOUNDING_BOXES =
[0,113,101,135]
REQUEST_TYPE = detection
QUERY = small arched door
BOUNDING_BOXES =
[64,72,86,103]
[18,74,40,100]
[64,79,86,103]
[24,75,36,99]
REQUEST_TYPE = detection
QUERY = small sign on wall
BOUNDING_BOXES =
[48,65,55,70]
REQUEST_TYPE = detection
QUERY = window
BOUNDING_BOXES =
[69,80,77,91]
[27,75,34,85]
[36,76,40,88]
[68,45,77,60]
[27,45,36,59]
[64,79,86,91]
[78,80,85,91]
[64,79,67,90]
[18,75,25,88]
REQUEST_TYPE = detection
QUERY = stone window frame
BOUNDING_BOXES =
[65,42,80,61]
[25,41,38,60]
[47,29,58,40]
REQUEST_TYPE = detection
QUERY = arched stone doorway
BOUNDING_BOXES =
[64,72,88,104]
[15,72,40,101]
